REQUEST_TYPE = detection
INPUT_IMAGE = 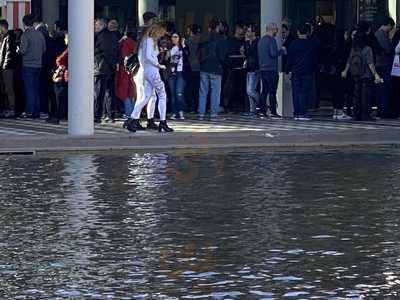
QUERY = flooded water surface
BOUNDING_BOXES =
[1,149,400,299]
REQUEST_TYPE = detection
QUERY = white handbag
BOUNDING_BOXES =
[391,54,400,77]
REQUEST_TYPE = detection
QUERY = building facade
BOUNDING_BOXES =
[1,0,397,136]
[30,0,398,32]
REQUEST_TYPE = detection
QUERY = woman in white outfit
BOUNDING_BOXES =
[125,23,173,133]
[391,40,400,119]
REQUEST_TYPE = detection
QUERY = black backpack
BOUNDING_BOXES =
[348,48,364,77]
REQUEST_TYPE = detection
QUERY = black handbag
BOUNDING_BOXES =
[124,54,140,75]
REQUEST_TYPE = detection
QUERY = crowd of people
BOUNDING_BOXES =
[0,11,399,133]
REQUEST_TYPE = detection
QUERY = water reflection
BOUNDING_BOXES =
[0,149,400,298]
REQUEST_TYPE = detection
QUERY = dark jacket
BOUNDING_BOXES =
[286,38,318,76]
[94,28,119,76]
[244,38,259,72]
[332,39,352,73]
[0,30,17,70]
[198,31,226,75]
[258,34,284,72]
[160,45,191,80]
[186,34,201,72]
[224,37,245,70]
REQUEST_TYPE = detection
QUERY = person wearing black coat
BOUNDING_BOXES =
[222,24,246,113]
[0,20,17,118]
[94,18,119,123]
[332,29,354,120]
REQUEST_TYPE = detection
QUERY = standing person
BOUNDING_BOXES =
[185,24,202,113]
[13,28,25,117]
[0,20,17,118]
[18,14,46,119]
[48,33,69,124]
[391,39,400,119]
[197,18,227,121]
[243,24,260,117]
[124,23,173,133]
[108,19,123,40]
[223,24,247,113]
[115,26,137,119]
[258,22,285,119]
[332,29,353,120]
[93,18,119,123]
[342,31,382,121]
[286,22,317,121]
[374,17,395,119]
[281,20,295,70]
[166,32,190,120]
[34,17,52,119]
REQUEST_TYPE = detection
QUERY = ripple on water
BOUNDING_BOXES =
[1,150,400,298]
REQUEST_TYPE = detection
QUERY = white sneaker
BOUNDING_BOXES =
[40,113,49,120]
[297,116,312,121]
[4,111,15,118]
[178,111,185,120]
[334,113,352,121]
[170,114,177,120]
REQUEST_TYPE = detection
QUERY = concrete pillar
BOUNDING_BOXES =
[260,0,293,117]
[41,0,59,26]
[68,0,94,136]
[261,0,283,35]
[138,0,159,26]
[389,0,398,25]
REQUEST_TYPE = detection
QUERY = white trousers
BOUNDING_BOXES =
[131,70,167,121]
[133,68,157,119]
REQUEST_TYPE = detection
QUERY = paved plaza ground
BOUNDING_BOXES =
[0,114,399,153]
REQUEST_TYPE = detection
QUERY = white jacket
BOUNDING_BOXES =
[396,41,400,54]
[139,37,159,74]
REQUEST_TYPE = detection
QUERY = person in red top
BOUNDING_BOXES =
[115,25,137,119]
[47,33,68,124]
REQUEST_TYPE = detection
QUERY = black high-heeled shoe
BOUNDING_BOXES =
[158,120,174,133]
[147,118,159,130]
[134,119,147,131]
[123,118,136,132]
[123,119,146,132]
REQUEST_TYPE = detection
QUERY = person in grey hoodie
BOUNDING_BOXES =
[258,22,285,118]
[18,14,46,119]
[374,16,395,118]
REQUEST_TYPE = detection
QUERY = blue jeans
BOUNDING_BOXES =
[124,97,135,116]
[22,67,41,117]
[375,65,392,118]
[291,74,313,117]
[246,71,260,113]
[168,72,186,114]
[260,71,279,115]
[198,71,222,117]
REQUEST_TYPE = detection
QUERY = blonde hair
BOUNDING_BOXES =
[140,22,166,49]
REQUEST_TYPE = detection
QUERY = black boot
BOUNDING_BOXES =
[158,120,174,133]
[123,118,136,132]
[123,119,146,132]
[135,119,146,131]
[147,118,159,130]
